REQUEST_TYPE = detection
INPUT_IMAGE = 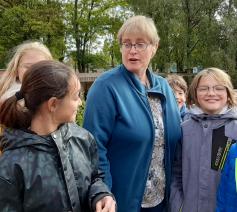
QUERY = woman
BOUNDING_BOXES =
[0,41,52,102]
[0,60,116,212]
[170,68,237,212]
[83,15,181,212]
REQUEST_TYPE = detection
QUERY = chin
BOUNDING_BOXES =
[69,117,76,122]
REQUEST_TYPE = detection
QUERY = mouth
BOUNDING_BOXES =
[205,99,219,103]
[129,58,139,62]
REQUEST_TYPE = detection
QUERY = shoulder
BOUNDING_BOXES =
[88,65,128,97]
[66,123,95,146]
[151,72,167,81]
[150,72,174,96]
[94,65,124,84]
[181,116,197,129]
[0,82,21,101]
[0,148,25,182]
[150,72,168,85]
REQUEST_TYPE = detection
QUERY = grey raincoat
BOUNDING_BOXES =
[169,107,237,212]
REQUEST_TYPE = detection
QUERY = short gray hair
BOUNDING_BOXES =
[117,15,160,45]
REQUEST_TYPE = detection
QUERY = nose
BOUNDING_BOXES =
[174,92,180,99]
[129,45,137,53]
[207,87,215,95]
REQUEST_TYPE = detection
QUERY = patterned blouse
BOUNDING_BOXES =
[141,95,166,208]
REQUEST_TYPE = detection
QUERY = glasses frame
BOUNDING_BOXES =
[197,85,227,95]
[120,42,150,52]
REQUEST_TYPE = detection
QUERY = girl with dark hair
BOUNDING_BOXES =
[0,60,116,212]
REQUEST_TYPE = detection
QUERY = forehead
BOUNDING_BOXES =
[19,49,48,64]
[68,75,81,91]
[198,74,221,86]
[173,85,185,92]
[122,32,151,43]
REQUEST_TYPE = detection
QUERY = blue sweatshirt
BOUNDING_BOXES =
[217,143,237,211]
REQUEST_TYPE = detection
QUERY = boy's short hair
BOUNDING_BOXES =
[166,74,188,94]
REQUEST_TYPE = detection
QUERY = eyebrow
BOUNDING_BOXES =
[19,63,33,66]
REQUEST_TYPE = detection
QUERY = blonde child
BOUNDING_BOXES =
[170,68,237,212]
[0,41,52,103]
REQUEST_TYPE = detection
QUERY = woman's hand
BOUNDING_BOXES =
[95,195,116,212]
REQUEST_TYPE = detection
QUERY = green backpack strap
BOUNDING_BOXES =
[235,158,237,192]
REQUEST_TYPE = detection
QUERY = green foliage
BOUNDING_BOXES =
[0,0,236,87]
[0,0,66,67]
[127,0,237,80]
[65,0,129,72]
[76,100,85,127]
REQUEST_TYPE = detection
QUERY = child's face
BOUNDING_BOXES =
[173,85,186,109]
[196,75,228,114]
[53,76,82,124]
[17,49,49,82]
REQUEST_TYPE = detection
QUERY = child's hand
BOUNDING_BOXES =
[95,195,116,212]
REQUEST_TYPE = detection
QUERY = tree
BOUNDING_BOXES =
[217,0,237,84]
[0,0,66,67]
[65,0,128,72]
[127,0,237,77]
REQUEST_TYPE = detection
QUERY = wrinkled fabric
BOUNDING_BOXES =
[142,96,165,208]
[84,64,181,212]
[0,123,112,212]
[170,107,237,212]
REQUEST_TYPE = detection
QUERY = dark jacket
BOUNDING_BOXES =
[83,64,181,212]
[0,123,112,212]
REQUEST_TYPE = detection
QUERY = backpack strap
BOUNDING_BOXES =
[235,158,237,192]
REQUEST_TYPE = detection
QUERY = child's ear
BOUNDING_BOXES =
[47,97,58,113]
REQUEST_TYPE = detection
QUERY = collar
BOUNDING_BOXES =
[120,64,162,95]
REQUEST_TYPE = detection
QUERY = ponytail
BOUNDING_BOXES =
[0,94,31,129]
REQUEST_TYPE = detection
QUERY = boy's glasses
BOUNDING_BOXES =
[197,85,226,94]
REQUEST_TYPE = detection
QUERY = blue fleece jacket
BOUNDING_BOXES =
[83,64,181,212]
[217,143,237,212]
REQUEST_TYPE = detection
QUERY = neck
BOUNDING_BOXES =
[30,113,58,136]
[135,70,148,85]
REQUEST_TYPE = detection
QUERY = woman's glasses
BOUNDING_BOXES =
[121,43,150,52]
